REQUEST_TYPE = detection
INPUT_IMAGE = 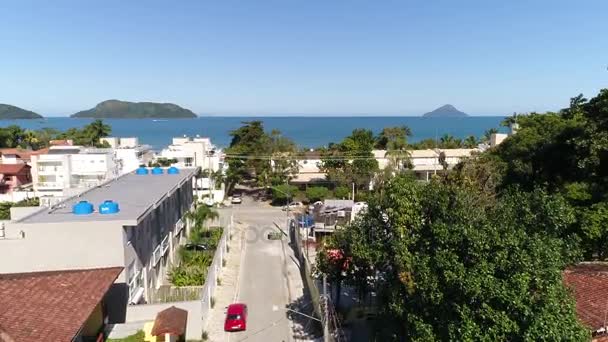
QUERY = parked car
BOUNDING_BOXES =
[282,201,304,211]
[224,303,248,332]
[307,201,323,213]
[184,243,209,251]
[231,194,242,204]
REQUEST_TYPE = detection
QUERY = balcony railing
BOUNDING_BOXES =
[175,219,184,234]
[37,182,62,189]
[38,166,62,173]
[161,235,170,255]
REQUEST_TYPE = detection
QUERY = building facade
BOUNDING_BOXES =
[0,167,197,320]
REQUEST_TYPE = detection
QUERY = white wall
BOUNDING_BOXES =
[0,221,126,274]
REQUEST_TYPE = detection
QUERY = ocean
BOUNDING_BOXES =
[0,116,508,151]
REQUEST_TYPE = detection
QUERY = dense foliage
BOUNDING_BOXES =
[317,176,589,341]
[0,120,112,149]
[225,121,298,191]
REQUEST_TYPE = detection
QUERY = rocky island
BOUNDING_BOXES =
[423,104,469,118]
[0,104,43,119]
[71,100,197,119]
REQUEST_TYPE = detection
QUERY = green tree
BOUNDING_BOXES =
[333,186,350,199]
[317,176,589,341]
[305,186,329,202]
[271,184,298,205]
[320,129,379,191]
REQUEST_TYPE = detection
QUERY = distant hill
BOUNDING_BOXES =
[71,100,197,119]
[423,104,469,118]
[0,104,43,119]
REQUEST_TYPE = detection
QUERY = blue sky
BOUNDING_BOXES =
[1,0,607,116]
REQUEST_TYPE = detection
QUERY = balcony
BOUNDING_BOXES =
[37,166,63,174]
[37,182,63,189]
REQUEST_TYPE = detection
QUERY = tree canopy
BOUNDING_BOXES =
[316,176,589,341]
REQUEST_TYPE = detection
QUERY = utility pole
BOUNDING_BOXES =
[323,275,330,342]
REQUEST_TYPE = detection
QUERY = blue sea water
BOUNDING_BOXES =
[0,116,507,151]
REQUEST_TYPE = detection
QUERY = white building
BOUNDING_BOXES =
[101,137,154,175]
[30,146,119,199]
[0,167,197,311]
[159,136,223,172]
[288,148,478,183]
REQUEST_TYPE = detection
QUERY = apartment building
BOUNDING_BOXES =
[159,135,223,172]
[101,137,154,175]
[0,166,197,320]
[30,146,119,198]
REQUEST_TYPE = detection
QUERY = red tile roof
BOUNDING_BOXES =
[564,263,608,332]
[152,306,188,336]
[0,163,30,175]
[0,267,123,342]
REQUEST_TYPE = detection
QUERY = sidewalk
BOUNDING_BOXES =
[204,220,246,341]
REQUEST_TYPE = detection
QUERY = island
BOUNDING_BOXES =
[71,100,198,119]
[422,104,469,118]
[0,104,43,119]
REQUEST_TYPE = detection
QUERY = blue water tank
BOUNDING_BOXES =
[99,200,120,214]
[136,167,149,175]
[73,201,94,215]
[151,167,164,175]
[167,166,179,174]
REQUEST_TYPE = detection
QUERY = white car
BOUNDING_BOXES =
[231,194,242,204]
[283,202,303,211]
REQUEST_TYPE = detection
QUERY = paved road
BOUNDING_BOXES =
[228,197,294,342]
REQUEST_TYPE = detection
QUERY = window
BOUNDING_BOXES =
[185,157,193,167]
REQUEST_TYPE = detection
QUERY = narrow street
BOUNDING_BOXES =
[228,197,295,342]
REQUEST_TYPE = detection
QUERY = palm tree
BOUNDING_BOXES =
[483,128,499,142]
[464,135,478,148]
[84,120,111,146]
[184,205,219,231]
[211,169,225,190]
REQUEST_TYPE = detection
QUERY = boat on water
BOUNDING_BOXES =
[152,119,168,122]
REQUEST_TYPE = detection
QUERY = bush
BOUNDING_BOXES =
[333,186,350,199]
[306,186,329,202]
[272,184,299,205]
[354,191,369,202]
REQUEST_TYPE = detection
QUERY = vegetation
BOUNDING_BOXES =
[106,330,145,342]
[333,186,350,199]
[317,176,588,341]
[0,197,40,220]
[170,226,223,286]
[57,119,112,147]
[149,157,178,167]
[306,186,330,202]
[71,99,197,118]
[225,121,299,192]
[314,88,608,339]
[320,129,379,192]
[271,184,298,205]
[0,104,43,119]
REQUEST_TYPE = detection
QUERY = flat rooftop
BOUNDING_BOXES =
[21,168,197,224]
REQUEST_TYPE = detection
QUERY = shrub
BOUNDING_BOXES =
[306,186,329,202]
[333,186,350,199]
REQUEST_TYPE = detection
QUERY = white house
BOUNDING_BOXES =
[101,137,155,175]
[159,136,223,172]
[30,146,119,200]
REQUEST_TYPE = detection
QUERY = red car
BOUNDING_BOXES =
[224,303,248,332]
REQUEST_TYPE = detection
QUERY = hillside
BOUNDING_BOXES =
[71,100,197,119]
[423,104,469,118]
[0,104,43,119]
